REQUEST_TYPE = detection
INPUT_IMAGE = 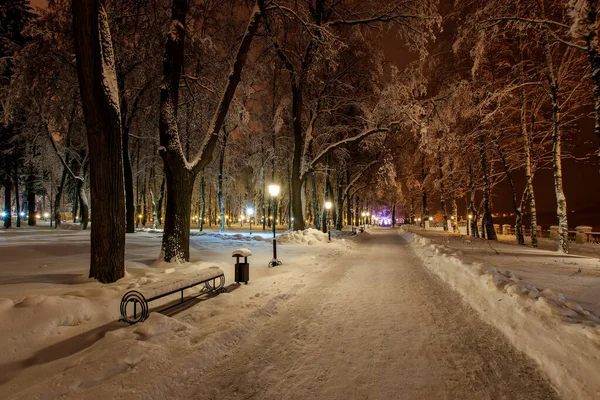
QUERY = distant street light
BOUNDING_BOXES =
[246,207,254,235]
[291,216,295,231]
[268,184,282,267]
[325,201,332,242]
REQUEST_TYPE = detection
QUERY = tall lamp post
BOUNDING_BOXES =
[366,212,370,227]
[268,184,282,267]
[247,207,254,235]
[325,201,332,242]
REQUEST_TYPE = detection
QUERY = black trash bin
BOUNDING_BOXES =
[232,249,252,284]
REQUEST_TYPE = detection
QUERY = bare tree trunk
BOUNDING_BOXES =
[150,187,158,229]
[3,174,11,228]
[119,74,135,234]
[14,163,20,227]
[468,164,478,237]
[73,0,125,282]
[336,171,343,230]
[158,0,261,260]
[542,30,569,253]
[449,160,459,233]
[582,1,600,170]
[439,156,447,231]
[421,156,428,221]
[311,172,319,229]
[26,170,36,226]
[218,136,227,233]
[157,176,165,226]
[290,83,306,231]
[478,135,497,240]
[199,172,205,231]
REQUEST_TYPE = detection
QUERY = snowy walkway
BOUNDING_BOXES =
[174,229,557,399]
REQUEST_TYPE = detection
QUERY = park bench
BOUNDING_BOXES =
[120,266,226,324]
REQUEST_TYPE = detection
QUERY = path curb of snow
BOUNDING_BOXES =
[406,230,600,400]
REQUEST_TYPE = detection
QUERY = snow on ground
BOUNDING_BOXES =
[405,226,600,400]
[0,225,352,398]
[277,227,330,244]
[2,226,563,399]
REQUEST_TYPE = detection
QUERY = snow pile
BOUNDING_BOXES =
[0,293,109,365]
[408,231,600,400]
[277,228,329,245]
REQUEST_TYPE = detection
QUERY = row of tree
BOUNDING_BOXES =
[1,0,598,283]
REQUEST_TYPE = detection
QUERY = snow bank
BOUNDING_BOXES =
[277,228,329,245]
[407,231,600,400]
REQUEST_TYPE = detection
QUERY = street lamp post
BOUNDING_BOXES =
[467,214,473,236]
[325,201,332,242]
[247,207,254,235]
[268,184,282,267]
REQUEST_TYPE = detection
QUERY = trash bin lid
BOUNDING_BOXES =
[232,248,252,257]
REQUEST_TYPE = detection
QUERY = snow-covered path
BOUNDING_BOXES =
[175,228,558,399]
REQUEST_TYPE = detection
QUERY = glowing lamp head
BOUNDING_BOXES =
[268,184,280,197]
[324,201,332,210]
[246,207,254,216]
[1,211,6,218]
[468,214,473,219]
[35,214,41,219]
[20,212,25,217]
[429,217,433,221]
[291,217,294,221]
[43,212,49,218]
[361,212,365,217]
[366,212,370,216]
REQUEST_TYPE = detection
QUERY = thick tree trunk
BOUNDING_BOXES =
[158,0,261,259]
[392,203,396,227]
[162,167,194,261]
[73,0,126,282]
